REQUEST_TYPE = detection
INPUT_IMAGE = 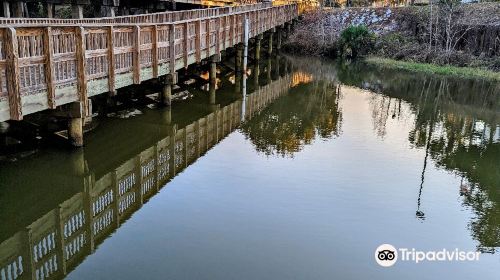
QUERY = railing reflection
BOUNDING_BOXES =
[0,71,293,280]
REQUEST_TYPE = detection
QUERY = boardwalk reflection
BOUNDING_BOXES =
[0,67,293,280]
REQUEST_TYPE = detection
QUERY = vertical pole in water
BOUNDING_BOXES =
[68,101,84,147]
[209,55,217,85]
[162,108,172,125]
[209,83,216,105]
[46,3,54,18]
[69,118,84,147]
[72,4,84,19]
[161,74,174,106]
[277,26,282,51]
[241,16,249,122]
[268,29,274,56]
[2,1,10,17]
[235,44,243,94]
[243,16,249,76]
[255,34,263,61]
[210,55,218,105]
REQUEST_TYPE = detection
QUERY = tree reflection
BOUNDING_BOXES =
[240,76,343,157]
[287,56,500,252]
[352,64,499,252]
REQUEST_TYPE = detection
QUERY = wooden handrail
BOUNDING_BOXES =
[0,4,298,122]
[0,3,273,26]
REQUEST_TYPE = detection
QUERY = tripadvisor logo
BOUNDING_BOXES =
[375,244,481,267]
[375,244,398,267]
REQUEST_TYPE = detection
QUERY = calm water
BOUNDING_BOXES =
[0,55,499,279]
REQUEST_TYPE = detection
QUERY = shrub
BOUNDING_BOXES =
[340,25,375,58]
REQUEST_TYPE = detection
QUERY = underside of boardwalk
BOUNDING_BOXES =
[0,3,298,128]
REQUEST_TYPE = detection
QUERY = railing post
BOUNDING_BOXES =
[152,25,158,78]
[133,25,141,84]
[183,22,188,68]
[169,24,175,75]
[5,27,22,121]
[206,19,210,58]
[44,27,56,109]
[75,27,88,111]
[216,17,221,55]
[108,26,116,95]
[195,20,201,63]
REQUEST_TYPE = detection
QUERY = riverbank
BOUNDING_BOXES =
[366,57,500,82]
[283,4,500,75]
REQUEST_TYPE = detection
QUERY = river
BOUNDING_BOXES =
[0,55,498,279]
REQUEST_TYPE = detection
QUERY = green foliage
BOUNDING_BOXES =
[340,25,375,58]
[366,57,500,81]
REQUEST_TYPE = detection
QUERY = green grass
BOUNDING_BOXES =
[365,57,500,82]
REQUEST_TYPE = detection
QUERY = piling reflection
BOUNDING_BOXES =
[287,56,500,252]
[0,61,294,280]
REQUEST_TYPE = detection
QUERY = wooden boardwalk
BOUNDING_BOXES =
[0,3,298,122]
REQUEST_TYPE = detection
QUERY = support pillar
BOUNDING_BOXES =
[2,1,10,17]
[255,34,263,61]
[235,43,244,94]
[253,62,260,89]
[235,43,243,74]
[162,108,172,125]
[72,4,84,19]
[274,55,280,79]
[14,1,23,17]
[268,30,274,56]
[277,27,282,51]
[209,82,216,105]
[46,3,54,18]
[68,118,84,147]
[209,55,217,85]
[267,58,272,84]
[161,74,175,106]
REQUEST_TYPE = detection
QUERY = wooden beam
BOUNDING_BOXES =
[75,27,88,113]
[44,27,56,109]
[108,26,116,95]
[152,25,158,78]
[5,27,22,120]
[133,25,141,84]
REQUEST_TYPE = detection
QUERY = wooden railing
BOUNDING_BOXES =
[0,73,293,280]
[0,3,273,26]
[0,3,298,122]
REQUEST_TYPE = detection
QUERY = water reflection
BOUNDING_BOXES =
[241,74,343,157]
[1,55,499,279]
[286,56,500,252]
[0,61,293,280]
